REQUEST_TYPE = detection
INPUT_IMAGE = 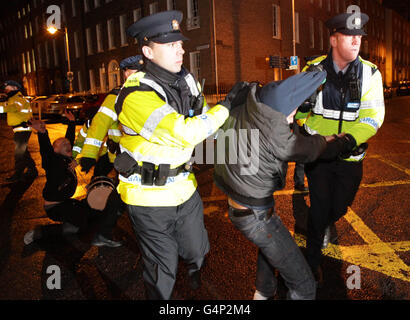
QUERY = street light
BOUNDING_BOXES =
[47,26,73,93]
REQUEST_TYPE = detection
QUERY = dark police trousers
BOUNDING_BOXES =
[127,190,209,300]
[13,131,36,177]
[305,159,363,270]
[228,207,316,299]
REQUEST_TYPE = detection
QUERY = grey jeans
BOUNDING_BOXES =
[228,206,316,300]
[127,190,210,300]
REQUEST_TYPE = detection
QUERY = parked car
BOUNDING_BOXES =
[383,85,393,99]
[396,81,410,96]
[30,95,50,116]
[44,94,86,120]
[41,95,69,119]
[76,93,108,122]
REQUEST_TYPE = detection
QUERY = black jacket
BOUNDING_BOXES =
[214,83,326,208]
[38,122,77,202]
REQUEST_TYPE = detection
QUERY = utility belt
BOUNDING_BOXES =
[114,152,192,186]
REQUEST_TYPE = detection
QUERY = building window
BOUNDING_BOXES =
[34,16,39,33]
[37,44,43,68]
[107,19,115,50]
[272,4,281,39]
[61,3,66,23]
[52,39,59,67]
[187,0,200,30]
[295,12,300,44]
[84,0,90,13]
[96,24,103,52]
[29,22,33,37]
[167,0,177,10]
[27,51,31,73]
[133,8,141,22]
[318,20,323,51]
[72,0,77,17]
[189,51,200,81]
[86,28,93,55]
[89,69,96,92]
[24,25,28,39]
[149,2,158,15]
[120,15,128,47]
[309,17,314,48]
[94,0,101,8]
[44,41,50,68]
[78,71,84,92]
[22,53,26,74]
[133,9,142,44]
[74,31,80,58]
[32,49,36,72]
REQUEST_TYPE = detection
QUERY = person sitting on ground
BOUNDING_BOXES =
[23,110,122,248]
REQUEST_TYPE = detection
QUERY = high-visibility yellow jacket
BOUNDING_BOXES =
[79,89,122,163]
[296,55,385,162]
[115,71,229,207]
[0,91,32,132]
[72,122,109,160]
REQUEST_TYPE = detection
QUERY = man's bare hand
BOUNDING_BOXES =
[64,110,76,122]
[324,135,336,142]
[29,119,46,133]
[69,159,78,171]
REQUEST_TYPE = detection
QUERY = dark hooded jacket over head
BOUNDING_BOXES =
[214,71,327,208]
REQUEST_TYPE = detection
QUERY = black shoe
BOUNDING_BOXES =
[294,184,309,192]
[91,234,122,248]
[189,270,201,290]
[322,224,338,248]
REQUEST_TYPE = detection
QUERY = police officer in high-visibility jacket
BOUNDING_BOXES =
[295,12,385,284]
[72,111,112,177]
[114,11,236,300]
[0,80,37,182]
[78,55,143,176]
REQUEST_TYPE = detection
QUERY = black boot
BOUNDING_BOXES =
[91,234,122,248]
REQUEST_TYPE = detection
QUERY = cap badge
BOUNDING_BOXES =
[172,19,180,30]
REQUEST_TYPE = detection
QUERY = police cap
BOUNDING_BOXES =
[1,80,23,91]
[120,55,144,71]
[126,10,189,44]
[325,12,369,36]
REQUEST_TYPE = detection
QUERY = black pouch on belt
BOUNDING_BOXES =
[141,162,155,186]
[155,164,170,186]
[114,152,138,178]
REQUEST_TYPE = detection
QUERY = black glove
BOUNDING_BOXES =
[306,63,324,73]
[217,81,249,110]
[80,157,96,173]
[319,134,357,160]
[106,138,121,155]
